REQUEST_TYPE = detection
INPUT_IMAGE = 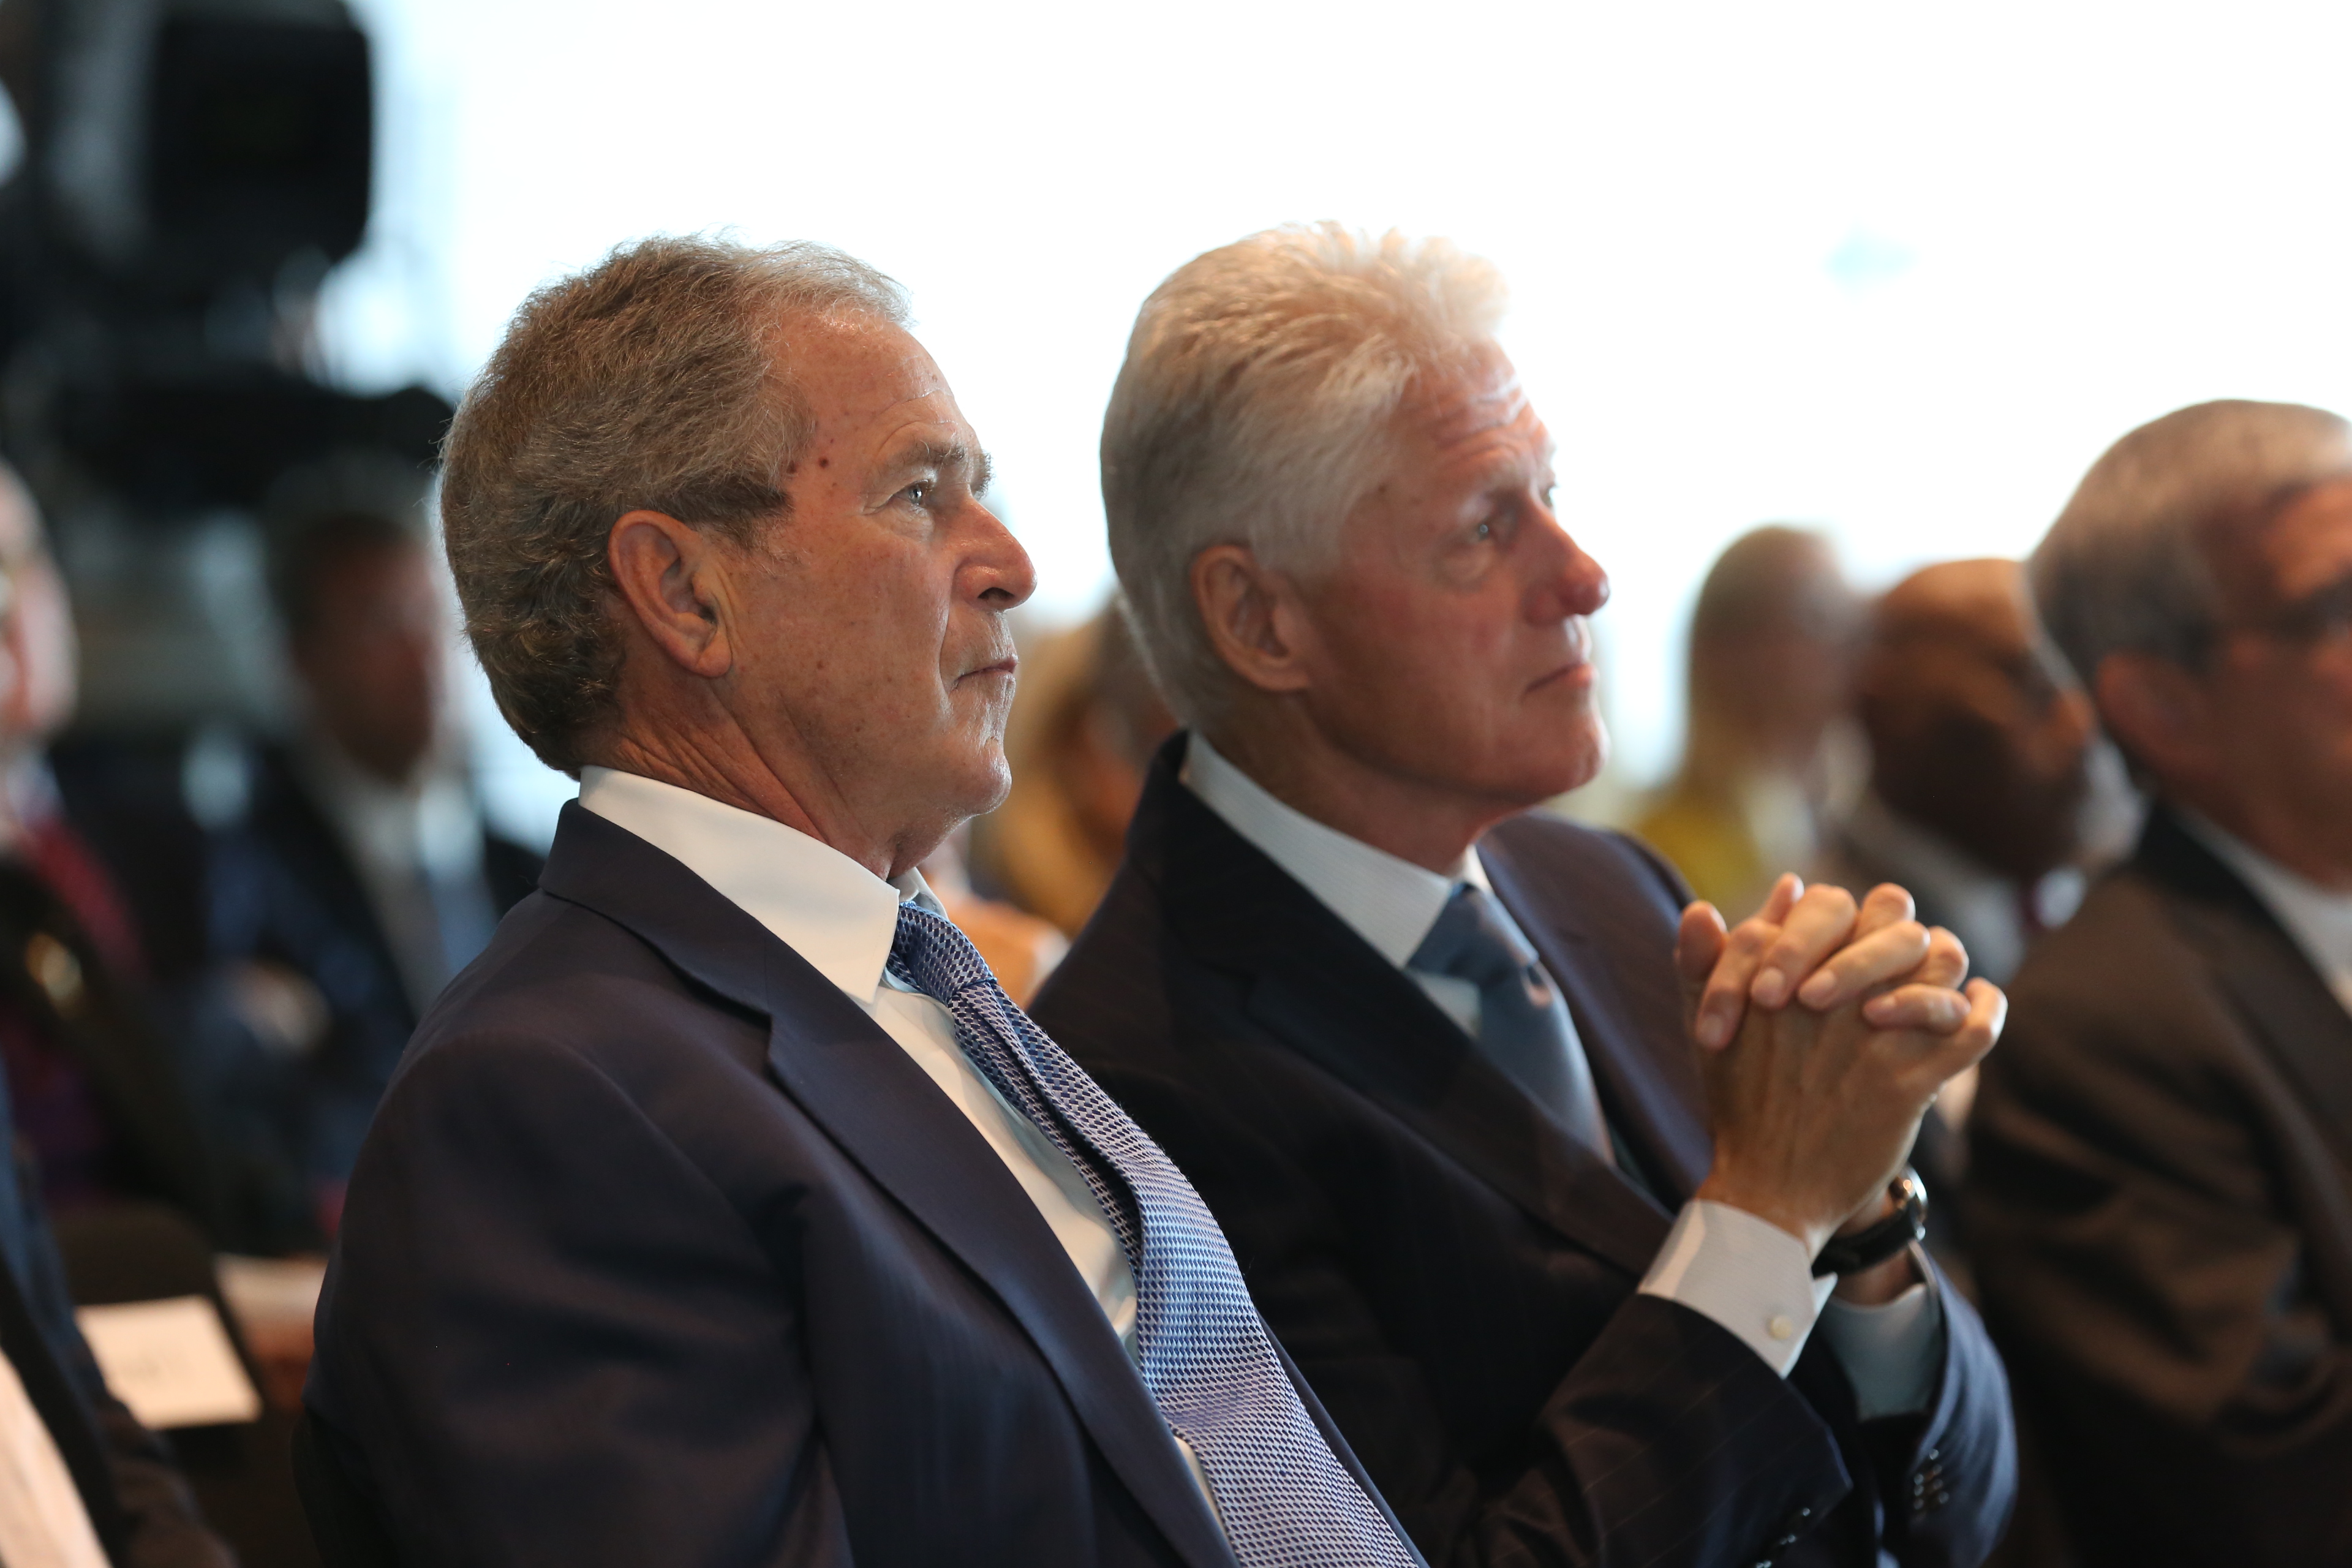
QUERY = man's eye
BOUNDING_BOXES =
[903,483,930,507]
[1473,521,1494,542]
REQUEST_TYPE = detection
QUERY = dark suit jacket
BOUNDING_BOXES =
[1968,806,2352,1567]
[0,1066,232,1567]
[307,801,1405,1567]
[1031,738,2016,1568]
[198,742,540,1246]
[0,858,221,1237]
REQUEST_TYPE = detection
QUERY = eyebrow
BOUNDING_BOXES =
[878,438,992,496]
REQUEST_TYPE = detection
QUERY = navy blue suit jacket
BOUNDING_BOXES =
[306,802,1404,1567]
[1030,738,2017,1568]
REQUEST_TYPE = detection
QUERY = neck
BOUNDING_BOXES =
[595,722,913,881]
[1200,712,1517,875]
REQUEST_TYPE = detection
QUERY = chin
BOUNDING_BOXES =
[1510,714,1610,802]
[943,744,1012,821]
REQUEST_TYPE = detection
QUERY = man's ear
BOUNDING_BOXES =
[1190,543,1314,696]
[2095,652,2210,785]
[608,510,733,680]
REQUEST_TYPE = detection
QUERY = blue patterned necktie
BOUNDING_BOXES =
[889,903,1419,1568]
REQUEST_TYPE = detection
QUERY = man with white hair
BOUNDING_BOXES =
[1031,227,2017,1567]
[1968,399,2352,1568]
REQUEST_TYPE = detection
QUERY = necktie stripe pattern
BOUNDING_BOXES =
[889,905,1417,1568]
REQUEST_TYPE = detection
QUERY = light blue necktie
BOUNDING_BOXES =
[1409,884,1614,1163]
[889,903,1419,1568]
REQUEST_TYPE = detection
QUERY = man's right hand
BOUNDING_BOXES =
[1675,878,2005,1256]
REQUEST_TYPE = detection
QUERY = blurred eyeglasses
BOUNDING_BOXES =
[2219,573,2352,652]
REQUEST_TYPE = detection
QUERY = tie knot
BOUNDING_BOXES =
[888,901,995,1006]
[1409,884,1539,989]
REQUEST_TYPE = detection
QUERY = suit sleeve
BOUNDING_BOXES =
[1844,1261,2016,1568]
[1967,977,2352,1566]
[1106,1062,1851,1568]
[305,1031,853,1568]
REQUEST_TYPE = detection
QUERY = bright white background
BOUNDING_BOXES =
[314,0,2352,841]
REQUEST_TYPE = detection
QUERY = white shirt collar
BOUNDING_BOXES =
[1180,734,1484,968]
[2177,809,2352,1016]
[576,766,933,1005]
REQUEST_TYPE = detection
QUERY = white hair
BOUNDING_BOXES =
[1100,224,1509,725]
[2032,399,2352,685]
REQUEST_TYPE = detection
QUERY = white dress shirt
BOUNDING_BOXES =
[0,1349,108,1568]
[1184,737,1942,1414]
[2181,812,2352,1017]
[575,767,1219,1513]
[299,739,500,1015]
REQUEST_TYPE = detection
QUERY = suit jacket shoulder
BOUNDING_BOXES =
[312,803,1250,1568]
[1036,741,2015,1568]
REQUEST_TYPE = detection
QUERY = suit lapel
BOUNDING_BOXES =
[1144,753,1672,1283]
[1479,820,1713,1202]
[537,805,1234,1568]
[2141,809,2352,1166]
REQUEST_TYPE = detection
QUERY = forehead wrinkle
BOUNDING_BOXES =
[1419,371,1538,456]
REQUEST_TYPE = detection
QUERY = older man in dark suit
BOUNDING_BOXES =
[1968,400,2352,1567]
[306,236,1449,1567]
[1032,225,2016,1568]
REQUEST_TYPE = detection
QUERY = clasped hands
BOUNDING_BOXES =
[1675,876,2007,1302]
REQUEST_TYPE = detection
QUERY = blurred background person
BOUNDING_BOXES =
[0,467,219,1246]
[1826,559,2098,990]
[191,464,541,1248]
[1969,401,2352,1568]
[0,1061,234,1568]
[969,601,1175,937]
[1634,526,1862,914]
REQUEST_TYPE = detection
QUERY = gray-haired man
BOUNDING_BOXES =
[304,236,1431,1567]
[1970,399,2352,1568]
[1033,225,2018,1567]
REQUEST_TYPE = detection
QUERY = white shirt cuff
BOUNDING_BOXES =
[1817,1262,1945,1420]
[1638,1200,1836,1375]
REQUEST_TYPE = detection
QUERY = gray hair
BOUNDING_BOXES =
[441,235,908,773]
[1101,224,1508,725]
[2032,399,2352,686]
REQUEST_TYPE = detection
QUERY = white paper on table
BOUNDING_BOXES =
[74,1297,260,1430]
[214,1254,326,1338]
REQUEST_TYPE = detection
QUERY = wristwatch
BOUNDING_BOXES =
[1811,1167,1929,1278]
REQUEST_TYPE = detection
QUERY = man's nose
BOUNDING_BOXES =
[1527,508,1610,622]
[971,505,1037,611]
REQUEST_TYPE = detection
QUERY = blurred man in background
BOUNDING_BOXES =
[0,466,234,1567]
[1820,559,2097,1276]
[0,468,218,1245]
[1827,560,2096,992]
[1036,225,2014,1568]
[1969,400,2352,1567]
[197,473,540,1245]
[1635,526,1861,914]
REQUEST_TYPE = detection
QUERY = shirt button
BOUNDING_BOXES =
[1767,1314,1796,1341]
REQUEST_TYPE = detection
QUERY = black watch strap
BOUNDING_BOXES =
[1811,1167,1929,1278]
